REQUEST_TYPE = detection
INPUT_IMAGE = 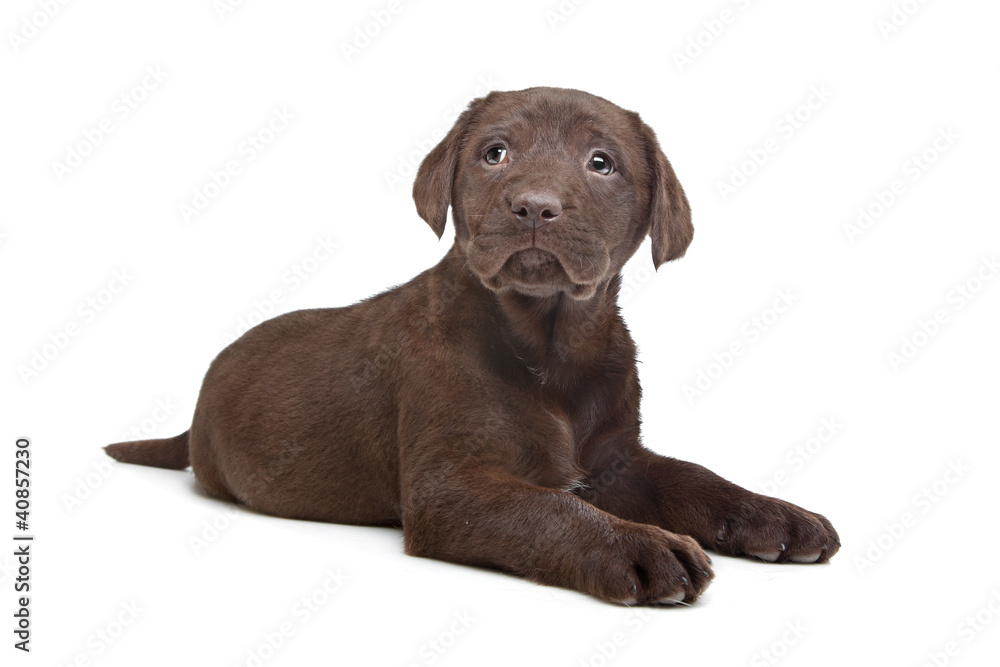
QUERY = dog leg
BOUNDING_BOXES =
[401,465,713,605]
[580,448,841,564]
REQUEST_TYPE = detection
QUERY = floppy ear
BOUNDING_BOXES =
[638,122,693,268]
[413,97,487,239]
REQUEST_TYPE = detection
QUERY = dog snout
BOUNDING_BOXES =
[511,192,562,229]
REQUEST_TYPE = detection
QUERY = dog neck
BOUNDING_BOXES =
[465,265,625,383]
[494,276,621,361]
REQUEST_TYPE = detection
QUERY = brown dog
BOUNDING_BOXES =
[106,87,839,605]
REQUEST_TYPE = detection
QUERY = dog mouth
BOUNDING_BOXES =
[492,249,569,296]
[470,239,610,300]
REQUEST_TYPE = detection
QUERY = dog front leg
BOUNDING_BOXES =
[401,464,713,605]
[579,446,841,564]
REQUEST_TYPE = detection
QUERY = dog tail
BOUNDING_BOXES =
[104,431,190,470]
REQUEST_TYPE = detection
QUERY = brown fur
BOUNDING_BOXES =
[105,87,839,605]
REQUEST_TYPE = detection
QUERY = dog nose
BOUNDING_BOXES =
[511,192,562,228]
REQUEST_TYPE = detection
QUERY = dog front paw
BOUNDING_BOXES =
[712,494,840,564]
[581,522,715,606]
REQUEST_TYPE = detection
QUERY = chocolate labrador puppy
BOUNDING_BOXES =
[106,87,839,605]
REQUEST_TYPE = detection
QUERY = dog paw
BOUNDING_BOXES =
[712,494,840,564]
[587,523,714,606]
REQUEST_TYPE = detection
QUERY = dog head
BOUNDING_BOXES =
[413,87,692,300]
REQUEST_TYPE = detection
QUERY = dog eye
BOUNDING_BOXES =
[484,146,507,165]
[589,153,614,175]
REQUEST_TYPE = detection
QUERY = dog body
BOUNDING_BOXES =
[107,88,839,605]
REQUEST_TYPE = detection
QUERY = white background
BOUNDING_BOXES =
[3,0,999,665]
